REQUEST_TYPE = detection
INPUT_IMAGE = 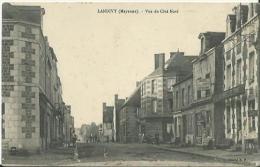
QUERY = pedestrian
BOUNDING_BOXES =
[141,133,144,143]
[155,132,159,145]
[72,130,77,147]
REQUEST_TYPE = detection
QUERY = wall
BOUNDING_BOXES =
[2,21,41,151]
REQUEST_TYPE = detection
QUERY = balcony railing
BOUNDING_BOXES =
[214,84,245,102]
[224,84,245,99]
[138,109,172,119]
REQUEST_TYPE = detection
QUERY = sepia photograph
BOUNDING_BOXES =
[1,1,260,166]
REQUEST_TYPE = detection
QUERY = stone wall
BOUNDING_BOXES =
[2,22,41,151]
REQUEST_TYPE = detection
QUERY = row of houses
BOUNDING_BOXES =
[2,3,74,152]
[102,3,260,152]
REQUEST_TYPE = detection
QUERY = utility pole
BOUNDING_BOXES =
[255,15,260,149]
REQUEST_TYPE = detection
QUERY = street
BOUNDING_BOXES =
[4,143,249,166]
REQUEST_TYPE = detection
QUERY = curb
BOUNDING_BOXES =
[153,145,256,166]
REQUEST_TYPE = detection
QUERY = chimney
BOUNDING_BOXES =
[154,53,165,70]
[103,102,106,111]
[115,94,118,101]
[248,4,254,18]
[233,5,248,29]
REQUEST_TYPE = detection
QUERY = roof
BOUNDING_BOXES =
[198,31,225,40]
[146,53,197,79]
[121,85,141,109]
[2,3,43,25]
[172,74,193,87]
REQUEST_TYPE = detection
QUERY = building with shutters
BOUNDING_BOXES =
[139,51,196,142]
[222,3,260,151]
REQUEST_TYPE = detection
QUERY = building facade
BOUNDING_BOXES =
[191,32,225,146]
[139,52,196,142]
[118,86,141,143]
[112,94,125,142]
[102,103,114,142]
[223,4,260,150]
[2,3,73,152]
[172,75,194,144]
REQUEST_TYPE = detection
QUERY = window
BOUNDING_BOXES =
[226,106,231,133]
[226,50,231,60]
[141,83,145,96]
[249,33,255,47]
[182,88,185,106]
[205,73,210,79]
[236,43,241,54]
[248,99,256,131]
[152,100,157,113]
[226,65,232,89]
[249,52,255,83]
[236,59,242,85]
[205,89,210,97]
[151,79,157,94]
[187,86,191,104]
[251,116,256,131]
[141,84,143,96]
[167,78,176,91]
[176,91,179,108]
[197,90,201,99]
[2,103,5,139]
[168,99,173,112]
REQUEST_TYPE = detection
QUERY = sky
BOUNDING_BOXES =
[17,2,236,128]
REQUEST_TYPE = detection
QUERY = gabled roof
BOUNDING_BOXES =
[121,85,141,109]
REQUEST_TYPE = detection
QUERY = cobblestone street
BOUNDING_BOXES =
[3,143,254,166]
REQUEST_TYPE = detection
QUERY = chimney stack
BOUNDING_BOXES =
[115,94,118,101]
[103,102,106,111]
[154,53,165,70]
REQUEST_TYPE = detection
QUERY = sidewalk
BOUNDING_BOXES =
[2,147,75,166]
[153,144,260,166]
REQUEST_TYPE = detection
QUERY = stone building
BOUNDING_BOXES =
[191,32,225,146]
[2,3,73,152]
[139,52,196,142]
[222,4,260,150]
[112,94,125,142]
[118,86,141,143]
[102,103,114,142]
[172,75,194,144]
